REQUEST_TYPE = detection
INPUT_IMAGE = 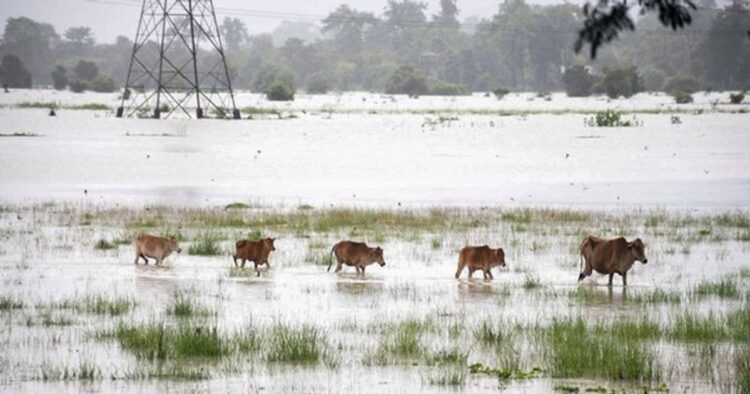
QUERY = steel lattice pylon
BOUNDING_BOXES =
[117,0,240,119]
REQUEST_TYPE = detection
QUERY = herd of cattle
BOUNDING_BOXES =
[133,233,649,285]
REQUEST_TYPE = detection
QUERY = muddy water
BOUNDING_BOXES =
[1,205,748,393]
[1,95,749,208]
[1,91,749,392]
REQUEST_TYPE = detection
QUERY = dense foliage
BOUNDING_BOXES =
[0,0,747,93]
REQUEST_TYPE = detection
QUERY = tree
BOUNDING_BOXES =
[221,17,249,52]
[385,65,428,96]
[490,0,534,88]
[383,0,428,57]
[433,0,460,27]
[64,26,94,55]
[74,60,99,81]
[251,62,296,93]
[306,71,334,94]
[90,74,116,93]
[322,5,376,55]
[51,65,68,90]
[562,65,597,97]
[700,0,750,89]
[1,17,58,84]
[574,0,748,58]
[0,55,32,88]
[595,66,643,98]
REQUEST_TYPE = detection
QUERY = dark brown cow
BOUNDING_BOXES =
[454,245,506,279]
[134,233,181,265]
[328,241,385,274]
[233,237,276,276]
[578,236,648,286]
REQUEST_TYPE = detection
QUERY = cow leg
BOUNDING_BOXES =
[134,254,140,265]
[361,266,366,274]
[468,268,475,278]
[622,272,627,286]
[142,255,149,265]
[486,270,494,280]
[454,262,465,279]
[608,273,614,286]
[265,260,271,269]
[334,262,343,273]
[241,259,246,269]
[232,255,238,268]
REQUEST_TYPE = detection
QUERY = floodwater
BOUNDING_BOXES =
[0,90,748,208]
[0,90,749,393]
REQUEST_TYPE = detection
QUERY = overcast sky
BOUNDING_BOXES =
[1,0,566,43]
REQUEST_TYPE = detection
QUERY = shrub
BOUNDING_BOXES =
[493,87,510,99]
[306,71,333,94]
[51,65,68,90]
[90,74,116,93]
[428,82,468,96]
[641,67,666,92]
[562,65,597,97]
[74,60,99,81]
[266,81,295,101]
[0,55,32,88]
[252,62,296,93]
[585,110,638,127]
[663,76,702,94]
[672,91,693,104]
[597,66,643,99]
[729,92,745,104]
[69,79,89,93]
[385,65,428,97]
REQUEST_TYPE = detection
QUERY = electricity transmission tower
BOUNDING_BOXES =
[117,0,241,119]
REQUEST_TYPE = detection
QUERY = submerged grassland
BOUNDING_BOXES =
[0,202,749,392]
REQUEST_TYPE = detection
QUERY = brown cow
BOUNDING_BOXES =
[454,245,506,279]
[578,236,648,286]
[134,233,181,265]
[233,237,276,276]
[328,241,385,274]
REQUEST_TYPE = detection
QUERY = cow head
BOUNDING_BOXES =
[169,236,182,253]
[495,248,506,267]
[628,238,648,264]
[371,246,386,267]
[264,237,276,251]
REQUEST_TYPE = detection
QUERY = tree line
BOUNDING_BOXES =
[0,0,748,97]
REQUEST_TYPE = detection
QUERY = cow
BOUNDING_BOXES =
[233,237,276,276]
[578,236,648,286]
[134,233,181,265]
[454,245,506,279]
[328,241,386,274]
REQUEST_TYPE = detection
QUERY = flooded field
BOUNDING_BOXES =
[0,91,749,393]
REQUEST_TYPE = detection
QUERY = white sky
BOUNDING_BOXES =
[0,0,568,43]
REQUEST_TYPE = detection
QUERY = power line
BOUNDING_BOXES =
[85,0,750,36]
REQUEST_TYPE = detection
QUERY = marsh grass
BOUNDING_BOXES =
[523,274,542,290]
[123,363,211,380]
[168,292,215,318]
[110,322,230,359]
[188,231,222,256]
[39,361,101,381]
[376,319,432,361]
[228,267,257,278]
[41,312,76,326]
[474,319,513,346]
[0,296,23,310]
[736,345,750,393]
[547,318,657,381]
[632,288,682,304]
[94,239,116,250]
[691,278,740,299]
[426,364,467,386]
[266,323,326,363]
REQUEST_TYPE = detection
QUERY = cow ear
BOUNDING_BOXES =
[628,243,634,249]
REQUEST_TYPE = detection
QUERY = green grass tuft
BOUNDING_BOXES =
[266,323,326,363]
